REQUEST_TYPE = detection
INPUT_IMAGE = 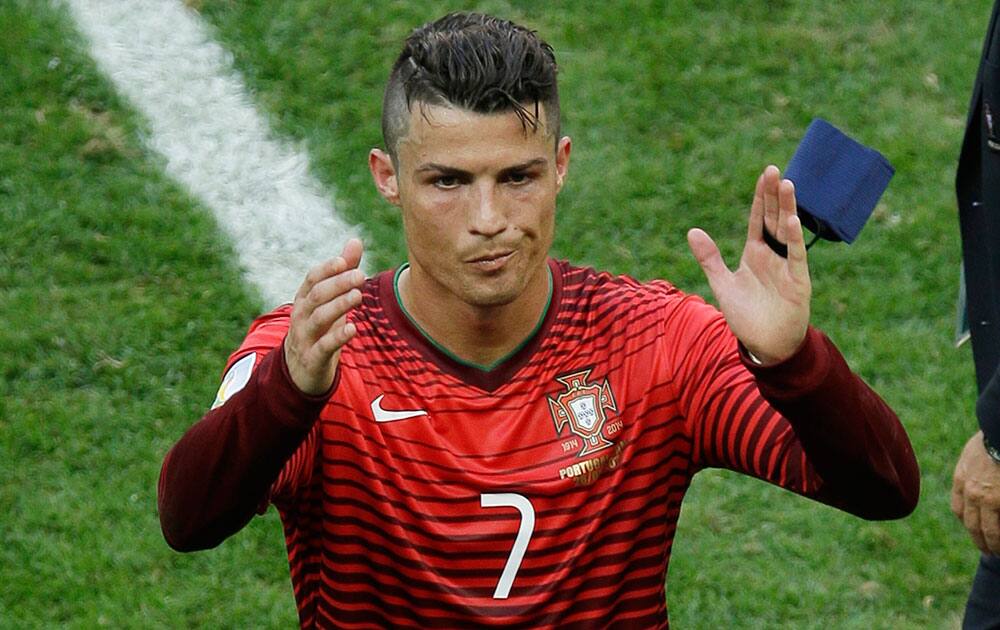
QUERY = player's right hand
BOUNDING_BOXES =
[284,238,365,395]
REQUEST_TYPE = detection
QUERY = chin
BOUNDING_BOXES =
[457,274,525,307]
[460,259,547,308]
[463,287,521,308]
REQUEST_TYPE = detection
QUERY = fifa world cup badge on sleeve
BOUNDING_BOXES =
[211,353,256,409]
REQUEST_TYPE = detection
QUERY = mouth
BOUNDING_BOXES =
[467,250,515,272]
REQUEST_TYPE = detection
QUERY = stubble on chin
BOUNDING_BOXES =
[456,276,522,308]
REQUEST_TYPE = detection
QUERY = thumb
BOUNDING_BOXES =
[687,228,731,293]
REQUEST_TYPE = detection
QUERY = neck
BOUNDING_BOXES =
[397,263,551,369]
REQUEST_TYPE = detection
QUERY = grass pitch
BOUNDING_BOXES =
[2,0,994,627]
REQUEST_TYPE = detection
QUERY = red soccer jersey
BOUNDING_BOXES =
[159,259,918,628]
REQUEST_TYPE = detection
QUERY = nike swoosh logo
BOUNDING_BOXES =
[371,394,428,423]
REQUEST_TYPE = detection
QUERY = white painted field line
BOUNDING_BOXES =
[62,0,365,307]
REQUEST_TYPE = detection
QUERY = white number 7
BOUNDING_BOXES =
[480,493,535,600]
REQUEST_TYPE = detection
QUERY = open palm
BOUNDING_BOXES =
[687,165,812,365]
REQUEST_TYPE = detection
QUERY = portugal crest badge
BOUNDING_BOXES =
[548,369,618,457]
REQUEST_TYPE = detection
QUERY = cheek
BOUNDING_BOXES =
[513,190,557,233]
[402,198,459,247]
[404,212,438,247]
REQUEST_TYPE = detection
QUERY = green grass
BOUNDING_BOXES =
[1,2,290,626]
[2,0,994,626]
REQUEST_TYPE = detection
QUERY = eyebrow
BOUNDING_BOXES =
[414,157,549,176]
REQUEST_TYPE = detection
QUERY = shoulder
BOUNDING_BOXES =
[217,304,293,375]
[555,259,711,316]
[247,303,294,336]
[556,259,668,295]
[553,259,727,349]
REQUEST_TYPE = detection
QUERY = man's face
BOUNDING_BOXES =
[371,103,570,309]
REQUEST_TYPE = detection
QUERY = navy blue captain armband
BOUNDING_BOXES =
[784,118,895,245]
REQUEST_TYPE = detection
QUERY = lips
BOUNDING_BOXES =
[467,250,515,272]
[468,250,514,263]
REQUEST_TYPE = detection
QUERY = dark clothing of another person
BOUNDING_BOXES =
[957,1,1000,626]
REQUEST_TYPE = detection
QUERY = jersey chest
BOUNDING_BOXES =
[324,360,645,490]
[280,278,696,619]
[307,363,685,610]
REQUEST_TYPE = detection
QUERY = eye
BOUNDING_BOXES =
[505,171,531,185]
[434,175,460,189]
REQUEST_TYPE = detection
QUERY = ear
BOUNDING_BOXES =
[369,148,400,206]
[554,136,572,192]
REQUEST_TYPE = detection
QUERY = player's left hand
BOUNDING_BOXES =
[952,431,1000,556]
[687,165,811,366]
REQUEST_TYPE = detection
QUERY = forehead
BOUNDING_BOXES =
[398,103,554,170]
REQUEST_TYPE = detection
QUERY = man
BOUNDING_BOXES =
[158,13,918,627]
[951,1,1000,627]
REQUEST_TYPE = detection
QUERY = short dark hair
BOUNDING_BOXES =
[381,12,560,159]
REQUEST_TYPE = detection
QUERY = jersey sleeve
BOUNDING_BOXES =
[218,306,320,508]
[157,305,329,551]
[664,294,918,519]
[664,296,818,493]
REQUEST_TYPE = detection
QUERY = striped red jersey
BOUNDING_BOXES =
[160,259,918,628]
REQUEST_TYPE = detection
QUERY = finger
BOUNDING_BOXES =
[687,228,731,297]
[747,171,766,241]
[982,508,1000,555]
[964,500,989,554]
[777,178,797,243]
[306,288,364,340]
[303,268,366,312]
[784,212,810,280]
[314,317,358,358]
[295,256,349,302]
[293,239,364,304]
[762,165,781,240]
[340,237,364,271]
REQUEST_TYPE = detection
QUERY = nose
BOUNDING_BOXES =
[468,183,506,237]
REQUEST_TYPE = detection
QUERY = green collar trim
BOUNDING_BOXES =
[392,263,553,372]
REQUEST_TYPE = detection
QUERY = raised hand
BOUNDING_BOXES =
[284,238,365,395]
[687,165,811,365]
